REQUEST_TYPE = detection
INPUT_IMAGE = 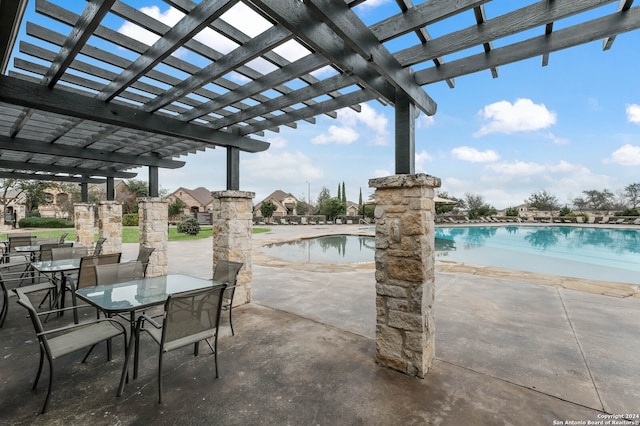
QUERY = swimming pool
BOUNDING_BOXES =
[261,226,640,284]
[260,234,375,264]
[435,226,640,284]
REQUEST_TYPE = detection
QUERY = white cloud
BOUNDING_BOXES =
[273,40,312,63]
[474,98,557,136]
[626,104,640,124]
[546,132,570,145]
[312,103,391,146]
[604,144,640,166]
[241,151,323,182]
[266,136,288,149]
[451,146,500,163]
[415,150,432,172]
[118,6,182,47]
[311,125,359,145]
[219,3,271,38]
[417,114,435,129]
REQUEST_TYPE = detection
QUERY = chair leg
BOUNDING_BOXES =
[41,356,54,414]
[0,291,7,328]
[33,346,45,390]
[214,340,219,379]
[158,352,163,404]
[81,344,97,363]
[229,307,234,336]
[194,341,199,356]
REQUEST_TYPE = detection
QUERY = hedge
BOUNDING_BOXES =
[122,214,139,226]
[18,217,74,228]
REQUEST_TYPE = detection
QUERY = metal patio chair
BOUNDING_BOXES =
[119,284,227,403]
[212,260,243,336]
[92,237,107,256]
[15,289,127,414]
[95,261,144,286]
[68,253,121,323]
[0,264,56,328]
[135,246,155,276]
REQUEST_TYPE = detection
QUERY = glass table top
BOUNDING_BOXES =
[75,274,216,312]
[31,258,81,272]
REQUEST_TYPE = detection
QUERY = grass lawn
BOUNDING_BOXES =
[2,226,271,243]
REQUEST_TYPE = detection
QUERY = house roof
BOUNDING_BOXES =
[181,186,215,206]
[0,1,638,184]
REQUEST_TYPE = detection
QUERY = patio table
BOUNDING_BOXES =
[74,274,217,396]
[31,258,81,313]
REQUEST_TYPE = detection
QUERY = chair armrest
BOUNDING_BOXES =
[37,317,127,337]
[136,313,162,330]
[35,304,94,317]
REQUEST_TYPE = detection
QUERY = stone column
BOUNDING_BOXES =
[97,201,122,255]
[138,197,168,277]
[74,203,95,249]
[211,190,254,305]
[368,174,441,378]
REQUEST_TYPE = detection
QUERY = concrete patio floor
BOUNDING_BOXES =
[1,225,639,425]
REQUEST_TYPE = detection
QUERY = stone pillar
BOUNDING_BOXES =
[74,203,95,249]
[211,190,254,305]
[368,174,441,378]
[97,201,122,255]
[138,197,168,277]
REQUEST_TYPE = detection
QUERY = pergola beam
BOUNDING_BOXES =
[0,134,185,169]
[414,6,640,85]
[395,0,618,67]
[302,0,437,115]
[42,0,116,88]
[97,0,238,102]
[250,0,434,115]
[0,171,105,184]
[0,0,27,73]
[0,75,269,153]
[0,158,135,179]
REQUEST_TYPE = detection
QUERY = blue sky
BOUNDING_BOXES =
[10,1,640,209]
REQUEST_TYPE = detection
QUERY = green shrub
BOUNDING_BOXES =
[122,213,139,226]
[18,217,73,228]
[177,217,200,235]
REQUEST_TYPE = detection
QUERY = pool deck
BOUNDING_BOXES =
[1,224,639,425]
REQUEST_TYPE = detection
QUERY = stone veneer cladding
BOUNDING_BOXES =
[97,201,122,255]
[74,203,95,249]
[211,190,254,306]
[138,198,167,277]
[369,174,440,378]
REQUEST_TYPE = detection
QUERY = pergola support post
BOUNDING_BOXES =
[395,92,416,174]
[211,190,254,305]
[369,174,441,378]
[138,197,167,277]
[149,166,159,198]
[106,177,115,201]
[227,147,240,190]
[97,201,122,255]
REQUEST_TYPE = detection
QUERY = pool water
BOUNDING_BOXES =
[260,234,375,264]
[260,226,640,284]
[435,226,640,284]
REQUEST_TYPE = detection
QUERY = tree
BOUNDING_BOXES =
[624,183,640,209]
[578,189,615,211]
[525,189,560,211]
[319,197,345,221]
[296,201,309,215]
[168,198,187,218]
[21,181,55,212]
[358,188,363,216]
[337,184,341,201]
[116,179,149,214]
[464,193,485,211]
[464,193,497,219]
[316,186,331,214]
[260,200,277,219]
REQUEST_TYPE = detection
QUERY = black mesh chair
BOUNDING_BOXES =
[58,233,68,244]
[135,246,155,276]
[51,246,89,261]
[118,284,227,403]
[68,253,121,323]
[93,237,107,256]
[0,264,56,328]
[95,261,144,286]
[15,289,127,414]
[212,260,243,336]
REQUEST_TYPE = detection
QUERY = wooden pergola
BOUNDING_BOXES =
[0,0,638,194]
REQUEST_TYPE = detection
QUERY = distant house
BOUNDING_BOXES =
[166,187,215,218]
[254,190,299,218]
[346,201,359,216]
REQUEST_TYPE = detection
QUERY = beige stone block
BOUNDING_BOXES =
[376,283,408,298]
[375,353,408,375]
[401,212,424,235]
[388,310,423,331]
[404,331,426,352]
[376,325,403,357]
[386,297,409,312]
[388,258,426,283]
